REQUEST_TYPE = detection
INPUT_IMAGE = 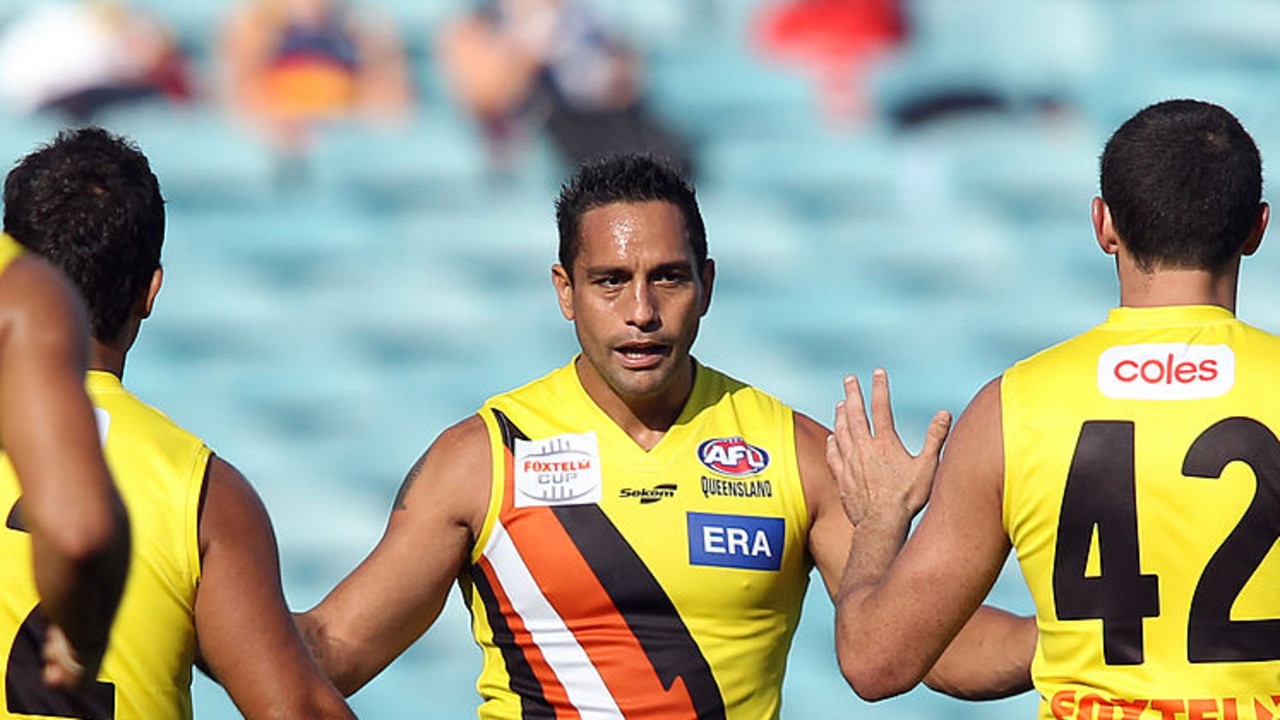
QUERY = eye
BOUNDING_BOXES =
[654,268,691,285]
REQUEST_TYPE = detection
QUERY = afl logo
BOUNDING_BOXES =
[698,437,769,476]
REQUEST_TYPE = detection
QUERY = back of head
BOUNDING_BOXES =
[555,153,706,273]
[3,127,164,344]
[1100,98,1263,272]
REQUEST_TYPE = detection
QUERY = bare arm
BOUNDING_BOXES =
[794,412,853,600]
[924,605,1034,700]
[831,373,1021,700]
[195,456,354,720]
[0,257,129,687]
[297,415,489,695]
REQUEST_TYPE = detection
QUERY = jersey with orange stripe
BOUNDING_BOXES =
[469,359,812,720]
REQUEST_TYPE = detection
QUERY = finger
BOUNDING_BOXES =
[869,368,897,439]
[831,400,856,468]
[825,434,846,486]
[839,374,872,441]
[42,626,85,690]
[919,409,953,466]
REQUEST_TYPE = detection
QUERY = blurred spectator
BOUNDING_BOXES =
[437,0,694,178]
[0,1,193,123]
[753,0,907,122]
[218,0,413,167]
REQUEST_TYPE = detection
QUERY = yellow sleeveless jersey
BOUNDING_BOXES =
[0,233,23,272]
[1,371,207,720]
[468,359,812,720]
[1002,305,1280,720]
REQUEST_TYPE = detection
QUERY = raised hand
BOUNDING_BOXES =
[826,369,951,528]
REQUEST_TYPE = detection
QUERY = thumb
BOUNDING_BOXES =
[920,410,952,464]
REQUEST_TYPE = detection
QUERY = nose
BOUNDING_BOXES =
[626,282,661,331]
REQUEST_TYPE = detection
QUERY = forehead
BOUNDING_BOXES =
[575,201,693,268]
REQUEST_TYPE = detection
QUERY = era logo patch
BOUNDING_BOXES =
[514,432,602,507]
[697,437,769,476]
[1097,343,1234,400]
[687,512,784,571]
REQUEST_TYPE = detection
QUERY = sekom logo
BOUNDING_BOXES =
[697,437,769,476]
[1097,343,1234,401]
[514,431,603,507]
[687,512,784,571]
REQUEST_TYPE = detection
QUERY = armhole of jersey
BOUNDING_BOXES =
[471,406,505,563]
[781,406,812,543]
[186,444,213,585]
[998,370,1017,539]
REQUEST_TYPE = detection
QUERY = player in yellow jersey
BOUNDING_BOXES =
[297,153,1035,717]
[0,127,356,720]
[829,99,1280,718]
[0,228,129,692]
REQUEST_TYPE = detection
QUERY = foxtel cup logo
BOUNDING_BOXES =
[514,431,603,507]
[1097,343,1234,401]
[697,437,769,476]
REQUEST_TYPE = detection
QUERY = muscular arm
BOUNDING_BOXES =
[924,605,1034,700]
[297,415,489,695]
[0,257,128,685]
[834,377,1020,700]
[194,456,354,720]
[795,413,853,599]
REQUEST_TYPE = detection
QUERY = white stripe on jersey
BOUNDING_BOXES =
[483,520,624,719]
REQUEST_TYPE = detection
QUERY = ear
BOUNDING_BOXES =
[551,264,574,321]
[140,267,163,319]
[1242,202,1269,257]
[698,258,715,317]
[1092,197,1121,256]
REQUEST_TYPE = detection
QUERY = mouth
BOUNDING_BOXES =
[614,341,670,368]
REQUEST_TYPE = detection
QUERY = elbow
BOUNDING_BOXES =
[294,612,364,698]
[837,639,919,702]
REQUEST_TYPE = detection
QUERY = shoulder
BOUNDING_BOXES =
[392,414,492,533]
[949,376,1004,448]
[431,414,491,456]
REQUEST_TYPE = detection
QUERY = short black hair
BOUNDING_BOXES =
[3,126,165,343]
[554,154,706,274]
[1100,99,1263,271]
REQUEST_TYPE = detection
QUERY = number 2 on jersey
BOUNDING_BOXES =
[4,499,115,719]
[1052,418,1280,666]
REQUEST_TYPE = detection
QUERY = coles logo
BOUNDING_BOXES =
[697,437,769,476]
[1097,343,1234,401]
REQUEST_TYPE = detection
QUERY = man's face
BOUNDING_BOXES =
[553,200,714,406]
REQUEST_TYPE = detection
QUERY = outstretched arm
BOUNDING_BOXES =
[297,415,489,695]
[195,456,354,720]
[828,372,1031,700]
[0,257,129,688]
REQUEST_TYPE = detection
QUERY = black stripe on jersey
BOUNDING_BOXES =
[493,408,525,455]
[491,408,726,718]
[469,565,557,719]
[552,504,727,720]
[6,498,25,532]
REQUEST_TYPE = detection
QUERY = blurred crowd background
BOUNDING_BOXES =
[3,0,1280,717]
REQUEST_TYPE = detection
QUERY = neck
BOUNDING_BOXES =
[1116,256,1240,313]
[90,341,127,379]
[575,356,694,451]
